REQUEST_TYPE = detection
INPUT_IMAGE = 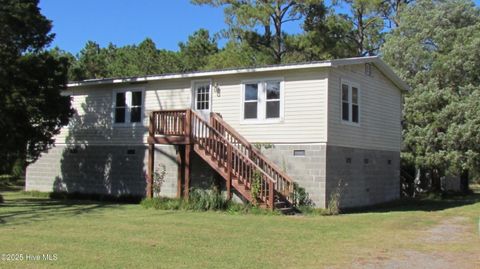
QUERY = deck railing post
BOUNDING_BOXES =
[149,112,154,136]
[146,112,155,199]
[185,109,192,142]
[147,143,154,199]
[184,144,191,201]
[226,143,232,200]
[268,180,274,210]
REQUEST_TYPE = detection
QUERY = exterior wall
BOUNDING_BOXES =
[26,145,179,197]
[26,64,403,208]
[261,144,327,207]
[325,145,400,208]
[211,69,328,143]
[327,64,403,151]
[56,68,328,146]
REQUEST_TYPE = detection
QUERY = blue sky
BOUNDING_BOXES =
[38,0,303,54]
[39,0,480,55]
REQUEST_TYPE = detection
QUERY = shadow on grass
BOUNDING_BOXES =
[0,192,119,225]
[344,192,480,214]
[0,180,24,192]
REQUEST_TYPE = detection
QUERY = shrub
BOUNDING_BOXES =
[297,205,329,216]
[292,183,313,207]
[141,197,182,210]
[325,179,346,215]
[0,174,17,183]
[141,186,280,215]
[0,194,3,203]
[185,187,230,211]
[11,158,25,178]
[251,170,262,202]
[152,164,166,197]
[142,185,229,211]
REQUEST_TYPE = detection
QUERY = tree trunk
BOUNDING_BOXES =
[460,170,469,194]
[356,8,365,56]
[273,4,283,64]
[413,167,422,197]
[430,168,442,193]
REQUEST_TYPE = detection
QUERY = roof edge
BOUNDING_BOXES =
[67,61,333,88]
[67,56,410,92]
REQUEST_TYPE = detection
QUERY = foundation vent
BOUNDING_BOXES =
[293,150,305,157]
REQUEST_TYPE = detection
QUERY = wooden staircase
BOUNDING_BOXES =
[146,109,295,210]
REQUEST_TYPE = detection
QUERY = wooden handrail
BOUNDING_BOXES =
[211,112,293,179]
[151,110,187,136]
[190,110,276,207]
[150,109,295,208]
[210,112,295,205]
[191,111,275,181]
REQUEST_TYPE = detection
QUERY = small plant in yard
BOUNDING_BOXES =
[292,183,313,207]
[297,205,328,216]
[152,164,167,197]
[325,179,346,215]
[250,170,262,203]
[141,196,182,210]
[142,185,229,211]
[185,186,230,211]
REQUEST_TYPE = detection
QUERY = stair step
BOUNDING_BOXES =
[277,207,296,215]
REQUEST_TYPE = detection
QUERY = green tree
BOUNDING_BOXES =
[379,0,413,28]
[0,0,73,173]
[72,39,184,80]
[179,29,218,71]
[382,0,480,192]
[192,0,317,64]
[71,41,109,80]
[299,2,357,60]
[342,0,385,56]
[206,40,272,69]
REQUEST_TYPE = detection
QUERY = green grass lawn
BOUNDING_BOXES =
[1,187,479,269]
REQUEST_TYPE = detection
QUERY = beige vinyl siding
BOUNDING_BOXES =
[55,68,328,145]
[56,80,192,145]
[327,64,402,151]
[211,68,328,143]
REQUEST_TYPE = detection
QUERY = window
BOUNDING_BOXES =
[115,92,126,123]
[114,90,143,124]
[244,83,259,119]
[266,81,280,118]
[195,83,210,110]
[341,80,360,124]
[242,79,283,122]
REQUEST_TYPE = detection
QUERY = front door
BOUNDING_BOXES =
[192,81,212,121]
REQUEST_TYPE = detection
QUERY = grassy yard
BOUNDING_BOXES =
[0,186,479,269]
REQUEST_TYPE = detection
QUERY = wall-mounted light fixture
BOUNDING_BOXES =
[213,82,221,97]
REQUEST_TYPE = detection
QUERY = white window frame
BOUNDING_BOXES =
[340,79,361,126]
[112,88,145,126]
[240,78,284,124]
[191,79,213,112]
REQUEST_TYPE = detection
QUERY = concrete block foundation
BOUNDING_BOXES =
[26,143,400,208]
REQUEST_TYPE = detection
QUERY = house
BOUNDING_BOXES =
[25,56,409,209]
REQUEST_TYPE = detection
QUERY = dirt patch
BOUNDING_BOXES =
[350,217,480,269]
[421,216,470,243]
[352,250,477,269]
